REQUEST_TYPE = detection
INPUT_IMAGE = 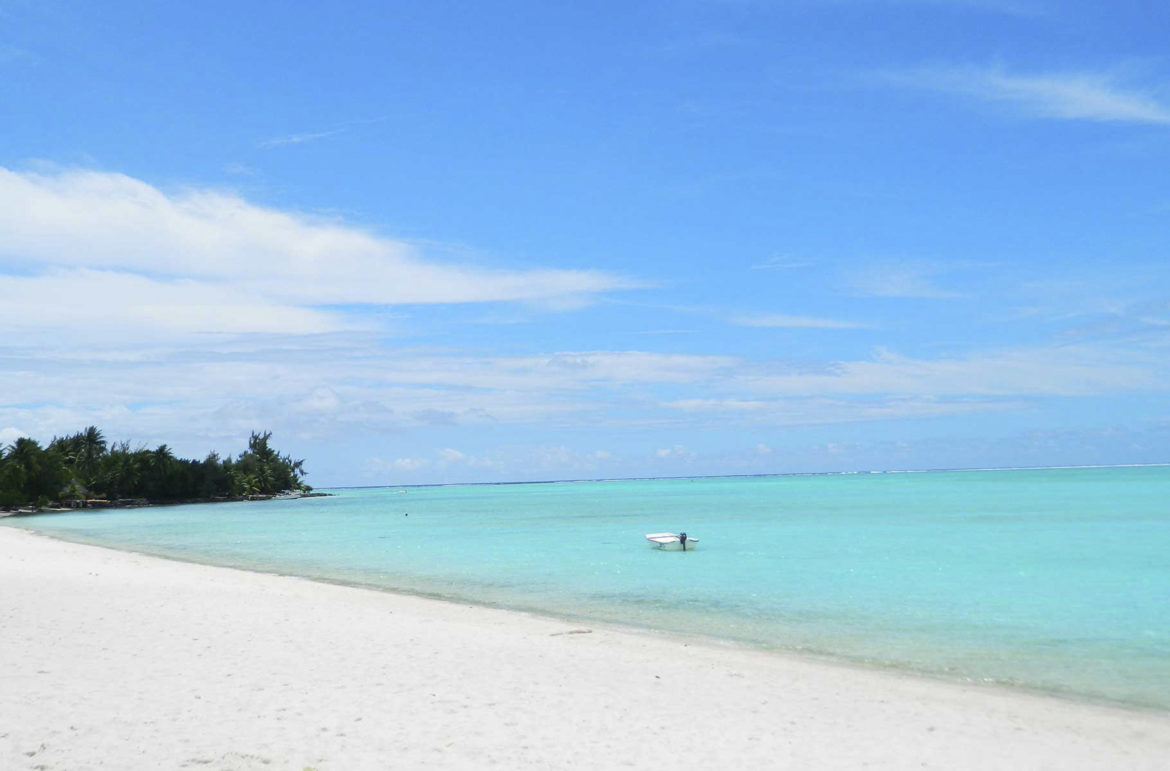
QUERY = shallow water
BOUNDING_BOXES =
[8,466,1170,709]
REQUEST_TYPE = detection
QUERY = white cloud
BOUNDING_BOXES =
[663,395,1028,425]
[815,442,856,456]
[0,269,351,339]
[655,444,695,460]
[223,163,258,176]
[751,256,815,271]
[438,448,467,466]
[259,117,387,149]
[293,387,344,415]
[361,445,619,483]
[0,166,636,342]
[392,457,430,471]
[533,351,737,384]
[895,66,1170,125]
[347,350,736,394]
[1,332,1162,454]
[733,313,867,329]
[740,345,1159,397]
[666,398,771,412]
[364,456,431,474]
[0,427,27,447]
[2,168,1165,467]
[848,262,961,299]
[259,128,346,148]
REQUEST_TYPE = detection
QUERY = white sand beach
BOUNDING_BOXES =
[2,527,1168,770]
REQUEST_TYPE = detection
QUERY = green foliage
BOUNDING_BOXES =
[3,438,69,508]
[0,427,309,510]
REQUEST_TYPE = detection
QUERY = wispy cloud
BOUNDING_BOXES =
[0,427,24,446]
[4,168,1167,465]
[3,330,1163,456]
[0,269,353,339]
[626,299,865,331]
[751,255,815,271]
[259,116,387,149]
[0,166,637,343]
[733,313,868,329]
[893,66,1170,125]
[366,445,617,479]
[223,162,258,176]
[739,344,1161,398]
[259,128,347,148]
[848,262,962,298]
[655,444,695,460]
[662,395,1028,425]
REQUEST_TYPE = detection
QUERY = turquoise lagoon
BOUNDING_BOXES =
[7,465,1169,710]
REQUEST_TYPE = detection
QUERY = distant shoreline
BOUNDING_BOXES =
[329,461,1170,491]
[0,491,331,518]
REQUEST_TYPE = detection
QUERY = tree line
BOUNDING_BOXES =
[0,427,311,510]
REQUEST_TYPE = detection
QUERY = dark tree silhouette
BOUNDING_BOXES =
[0,429,310,510]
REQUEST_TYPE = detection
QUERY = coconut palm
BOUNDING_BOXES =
[3,437,67,507]
[77,426,107,485]
[97,441,142,500]
[3,427,308,504]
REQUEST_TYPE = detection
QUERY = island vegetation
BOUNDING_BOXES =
[0,427,312,511]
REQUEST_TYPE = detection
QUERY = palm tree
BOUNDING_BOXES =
[230,468,259,497]
[3,427,309,504]
[77,426,107,485]
[0,443,21,508]
[4,437,67,507]
[145,444,177,500]
[97,441,142,500]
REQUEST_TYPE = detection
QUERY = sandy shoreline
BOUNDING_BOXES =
[2,527,1168,770]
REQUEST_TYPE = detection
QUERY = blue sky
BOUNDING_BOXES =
[2,0,1169,485]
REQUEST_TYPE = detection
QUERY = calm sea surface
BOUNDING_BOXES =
[6,466,1169,709]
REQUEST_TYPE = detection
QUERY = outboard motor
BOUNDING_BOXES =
[679,531,688,551]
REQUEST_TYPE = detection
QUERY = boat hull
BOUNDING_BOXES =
[649,540,697,551]
[645,532,698,551]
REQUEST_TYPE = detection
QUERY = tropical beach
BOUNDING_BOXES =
[3,526,1169,771]
[6,2,1170,768]
[5,466,1170,768]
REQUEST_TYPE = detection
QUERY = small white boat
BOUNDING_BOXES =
[645,532,698,551]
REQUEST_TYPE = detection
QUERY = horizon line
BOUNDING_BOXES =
[326,462,1170,491]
